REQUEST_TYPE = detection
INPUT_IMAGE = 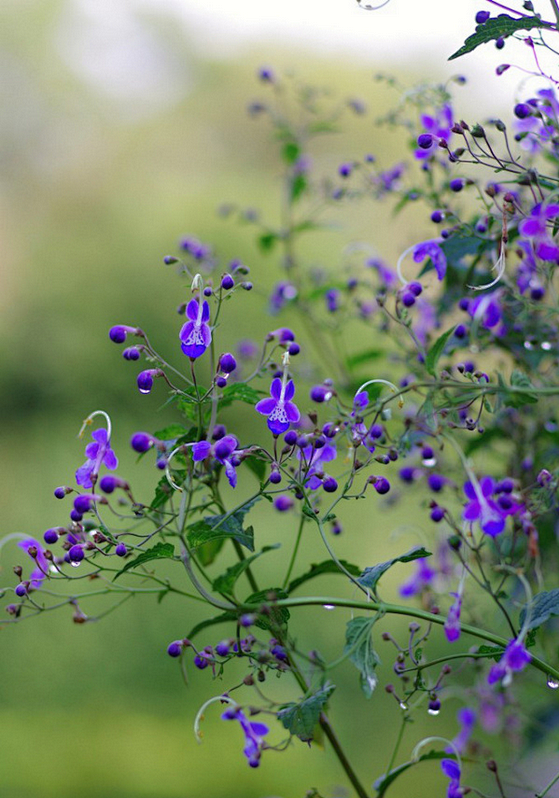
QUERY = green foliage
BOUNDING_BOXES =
[344,616,381,698]
[218,382,265,410]
[114,542,175,580]
[357,547,432,595]
[278,684,335,742]
[449,14,550,61]
[186,496,261,563]
[374,751,460,796]
[244,587,290,631]
[288,559,362,592]
[520,589,559,631]
[211,545,280,595]
[425,327,455,377]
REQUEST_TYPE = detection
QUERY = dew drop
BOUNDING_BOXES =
[399,701,408,711]
[469,344,479,354]
[138,387,151,394]
[547,676,559,689]
[541,341,552,351]
[323,604,335,610]
[70,561,81,568]
[427,707,440,716]
[324,392,333,401]
[422,457,437,468]
[524,340,534,350]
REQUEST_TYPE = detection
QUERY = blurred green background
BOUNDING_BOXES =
[1,2,555,797]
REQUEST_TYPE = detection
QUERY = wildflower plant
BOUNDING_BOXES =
[6,2,559,796]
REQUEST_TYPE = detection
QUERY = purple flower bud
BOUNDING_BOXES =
[530,285,545,301]
[70,510,83,523]
[402,292,416,308]
[427,474,445,492]
[408,282,423,297]
[323,476,338,493]
[399,467,416,483]
[163,255,178,265]
[130,432,153,453]
[219,353,237,373]
[215,640,230,657]
[495,37,505,49]
[284,430,298,446]
[514,103,532,119]
[167,641,182,657]
[203,287,213,297]
[269,470,282,484]
[73,495,93,514]
[274,496,294,512]
[373,477,391,495]
[288,342,300,356]
[430,505,445,522]
[15,583,27,597]
[454,324,467,339]
[212,425,227,440]
[137,369,160,394]
[109,325,131,343]
[458,298,470,311]
[115,543,127,557]
[68,545,85,563]
[537,469,552,486]
[431,210,444,223]
[194,654,209,669]
[310,385,328,403]
[123,347,140,361]
[54,486,69,499]
[221,273,235,290]
[99,476,117,493]
[240,614,255,627]
[417,134,434,149]
[475,10,490,23]
[449,178,465,192]
[338,162,353,178]
[215,376,227,388]
[44,528,59,545]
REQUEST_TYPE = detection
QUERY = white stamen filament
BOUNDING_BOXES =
[468,242,506,291]
[194,694,237,742]
[412,735,462,771]
[165,443,196,492]
[191,273,203,293]
[355,378,404,408]
[396,244,417,287]
[78,410,112,442]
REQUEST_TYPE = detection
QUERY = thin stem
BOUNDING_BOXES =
[384,714,408,780]
[536,769,559,798]
[282,513,306,590]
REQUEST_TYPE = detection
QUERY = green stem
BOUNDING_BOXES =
[282,513,306,590]
[550,0,559,28]
[536,768,559,798]
[258,596,559,683]
[384,715,408,782]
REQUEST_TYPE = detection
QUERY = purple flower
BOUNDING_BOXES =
[518,202,559,262]
[366,258,398,288]
[18,538,50,590]
[488,638,531,687]
[468,292,503,330]
[441,759,463,798]
[463,477,506,536]
[76,428,118,489]
[192,434,242,488]
[444,591,462,642]
[179,298,212,359]
[221,706,269,768]
[269,282,297,314]
[399,558,436,598]
[415,104,453,160]
[413,240,447,281]
[255,376,300,435]
[448,707,476,754]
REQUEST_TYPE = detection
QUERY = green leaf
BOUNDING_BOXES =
[477,644,506,663]
[153,424,192,440]
[506,369,538,406]
[291,173,307,203]
[425,327,455,377]
[187,610,237,640]
[449,14,549,61]
[288,559,362,593]
[218,382,265,410]
[150,475,178,510]
[244,454,267,482]
[258,232,278,252]
[374,751,459,797]
[282,141,301,164]
[347,349,384,369]
[212,545,280,595]
[278,684,335,742]
[187,497,261,559]
[114,542,175,580]
[520,588,559,631]
[245,587,290,631]
[357,547,432,595]
[344,616,381,698]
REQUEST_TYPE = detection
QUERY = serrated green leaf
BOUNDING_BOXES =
[150,475,177,510]
[344,616,381,698]
[358,547,432,595]
[218,382,265,410]
[278,684,335,742]
[374,751,460,797]
[187,497,261,559]
[478,644,506,663]
[506,369,538,406]
[153,424,192,440]
[212,545,280,595]
[245,587,290,631]
[520,588,559,631]
[425,327,455,377]
[449,14,549,61]
[288,559,362,593]
[114,542,175,579]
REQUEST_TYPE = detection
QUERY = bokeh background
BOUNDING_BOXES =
[2,1,557,797]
